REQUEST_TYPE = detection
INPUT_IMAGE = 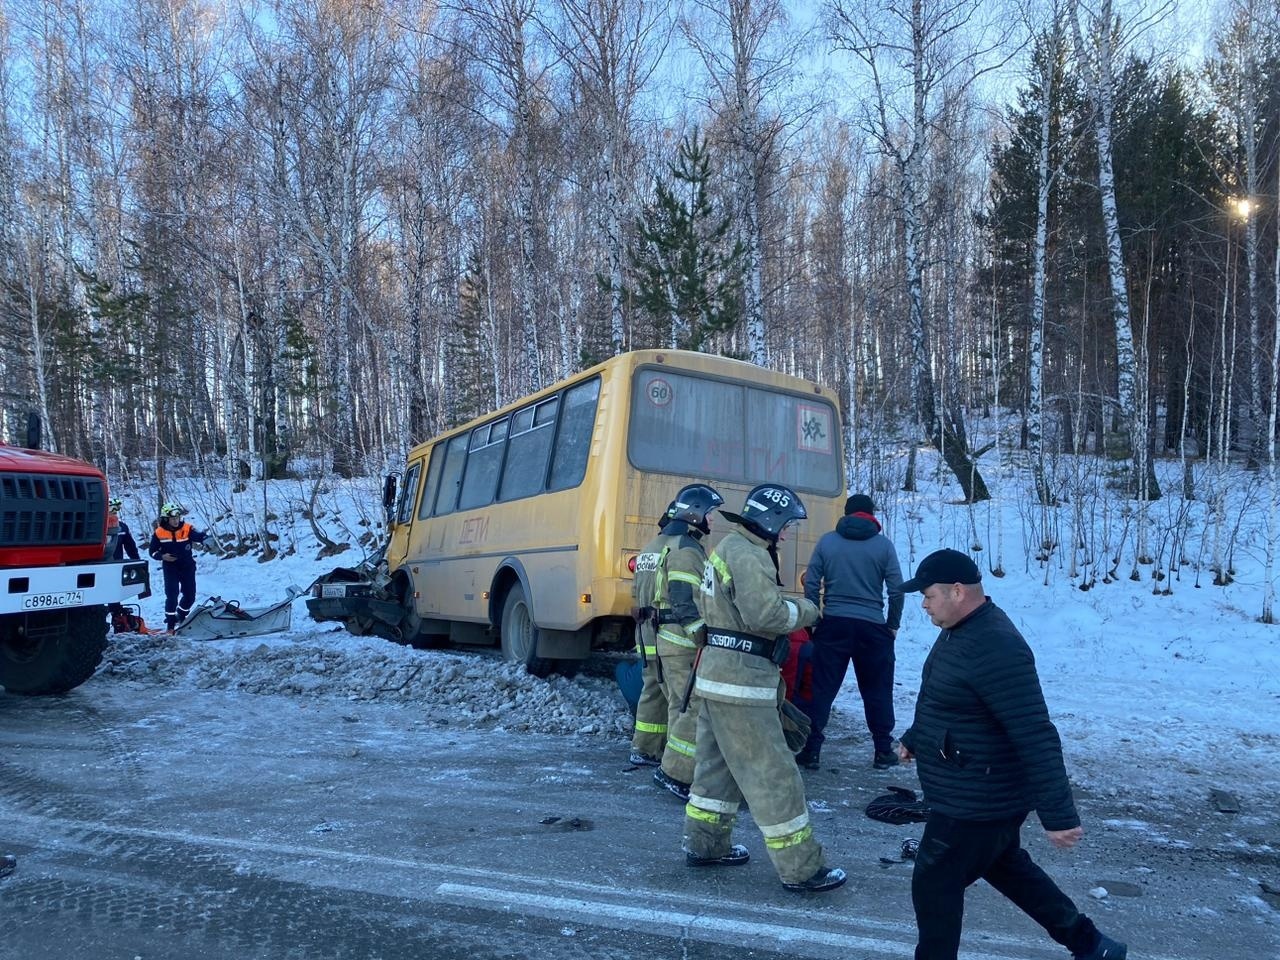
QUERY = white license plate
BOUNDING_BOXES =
[22,590,85,610]
[320,584,350,598]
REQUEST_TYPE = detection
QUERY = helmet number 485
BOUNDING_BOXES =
[760,488,790,508]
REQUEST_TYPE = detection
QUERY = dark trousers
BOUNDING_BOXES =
[912,811,1098,960]
[802,615,895,753]
[162,564,197,629]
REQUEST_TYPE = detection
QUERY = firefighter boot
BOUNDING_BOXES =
[782,866,847,893]
[686,844,750,867]
[654,768,691,801]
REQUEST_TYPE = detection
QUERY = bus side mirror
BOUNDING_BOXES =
[25,412,41,450]
[382,473,398,523]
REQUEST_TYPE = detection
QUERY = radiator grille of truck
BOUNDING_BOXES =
[0,473,105,547]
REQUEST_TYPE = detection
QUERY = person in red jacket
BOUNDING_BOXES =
[779,628,814,709]
[147,502,209,632]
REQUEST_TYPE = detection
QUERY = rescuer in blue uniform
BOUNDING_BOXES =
[148,503,209,632]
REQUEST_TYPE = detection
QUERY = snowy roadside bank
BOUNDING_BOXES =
[92,613,1280,823]
[97,463,1280,822]
[98,629,633,740]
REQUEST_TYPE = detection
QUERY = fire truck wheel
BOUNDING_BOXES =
[0,608,109,695]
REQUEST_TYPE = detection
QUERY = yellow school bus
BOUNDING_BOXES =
[357,350,844,674]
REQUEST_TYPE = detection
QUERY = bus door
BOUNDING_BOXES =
[389,458,424,570]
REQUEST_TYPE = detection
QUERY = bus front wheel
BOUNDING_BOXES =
[500,585,554,678]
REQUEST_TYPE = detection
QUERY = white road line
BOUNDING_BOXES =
[436,881,1013,959]
[3,811,1189,960]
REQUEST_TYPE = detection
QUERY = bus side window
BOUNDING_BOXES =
[418,444,445,520]
[434,433,469,515]
[397,461,422,524]
[500,399,558,501]
[459,418,508,510]
[548,377,600,492]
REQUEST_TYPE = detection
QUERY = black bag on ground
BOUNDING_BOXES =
[865,786,930,824]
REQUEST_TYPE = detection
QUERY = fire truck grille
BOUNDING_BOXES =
[0,473,105,548]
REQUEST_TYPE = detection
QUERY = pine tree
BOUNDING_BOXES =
[627,128,744,352]
[449,248,498,428]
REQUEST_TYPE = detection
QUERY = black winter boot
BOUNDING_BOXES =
[873,750,900,769]
[783,866,847,893]
[795,742,820,771]
[686,844,750,867]
[654,768,691,800]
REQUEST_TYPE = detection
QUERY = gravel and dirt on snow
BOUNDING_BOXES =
[99,628,635,740]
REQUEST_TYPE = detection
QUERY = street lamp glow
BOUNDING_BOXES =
[1232,197,1252,219]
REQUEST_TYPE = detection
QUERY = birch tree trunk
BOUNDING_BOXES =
[683,0,798,368]
[831,0,991,501]
[549,0,664,358]
[457,0,549,392]
[1027,23,1060,507]
[603,136,627,354]
[1241,23,1261,468]
[24,244,56,452]
[1264,128,1279,622]
[729,0,766,367]
[1070,0,1156,498]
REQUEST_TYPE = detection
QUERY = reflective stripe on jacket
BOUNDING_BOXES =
[148,522,207,569]
[693,524,818,704]
[635,524,708,650]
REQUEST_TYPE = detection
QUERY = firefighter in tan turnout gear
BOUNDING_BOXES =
[683,484,847,892]
[630,509,676,766]
[641,484,725,801]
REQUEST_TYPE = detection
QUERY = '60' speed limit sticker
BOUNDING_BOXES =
[646,377,673,406]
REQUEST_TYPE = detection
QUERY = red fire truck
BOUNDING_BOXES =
[0,424,150,695]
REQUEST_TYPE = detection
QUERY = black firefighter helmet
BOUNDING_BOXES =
[664,483,725,530]
[721,484,807,541]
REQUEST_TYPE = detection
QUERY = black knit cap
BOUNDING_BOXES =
[845,494,876,515]
[901,548,981,593]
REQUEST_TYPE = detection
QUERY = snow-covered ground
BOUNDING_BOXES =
[102,454,1280,818]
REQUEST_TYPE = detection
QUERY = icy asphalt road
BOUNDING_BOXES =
[1,681,1276,960]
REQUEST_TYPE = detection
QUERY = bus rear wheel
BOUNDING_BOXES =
[500,585,554,678]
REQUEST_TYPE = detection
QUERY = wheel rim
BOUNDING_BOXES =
[507,598,535,662]
[0,630,41,664]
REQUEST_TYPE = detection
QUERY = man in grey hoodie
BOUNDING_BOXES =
[797,494,904,770]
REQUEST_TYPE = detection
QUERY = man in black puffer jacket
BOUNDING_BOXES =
[897,549,1127,960]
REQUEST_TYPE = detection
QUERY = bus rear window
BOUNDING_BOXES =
[628,369,840,495]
